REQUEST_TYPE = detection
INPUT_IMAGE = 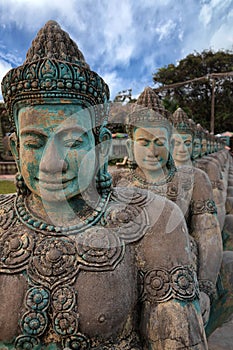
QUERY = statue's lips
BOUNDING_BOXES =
[37,177,75,190]
[176,152,189,158]
[144,158,161,164]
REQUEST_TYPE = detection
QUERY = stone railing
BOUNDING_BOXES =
[0,161,17,175]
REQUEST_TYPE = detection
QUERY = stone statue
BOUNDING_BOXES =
[170,108,223,325]
[193,123,226,231]
[192,123,203,161]
[0,21,207,349]
[111,87,222,328]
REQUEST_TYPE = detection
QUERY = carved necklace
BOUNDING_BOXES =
[130,164,176,187]
[15,190,111,236]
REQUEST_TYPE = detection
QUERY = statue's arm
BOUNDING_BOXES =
[136,198,208,349]
[190,169,223,301]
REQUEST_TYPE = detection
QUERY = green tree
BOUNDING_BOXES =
[153,50,233,133]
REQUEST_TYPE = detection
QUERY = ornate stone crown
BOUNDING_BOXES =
[171,107,194,135]
[1,20,110,130]
[127,87,172,136]
[195,123,204,140]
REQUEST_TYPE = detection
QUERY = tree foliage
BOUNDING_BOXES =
[153,50,233,133]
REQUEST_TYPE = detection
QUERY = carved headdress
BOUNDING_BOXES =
[126,86,172,138]
[195,123,204,140]
[1,20,110,132]
[171,107,194,136]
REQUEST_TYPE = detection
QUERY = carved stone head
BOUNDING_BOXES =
[126,87,174,177]
[171,107,194,166]
[1,21,112,200]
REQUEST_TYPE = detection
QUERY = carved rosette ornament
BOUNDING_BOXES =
[76,227,124,269]
[15,335,40,349]
[64,334,90,350]
[51,286,76,312]
[26,287,50,311]
[190,199,217,215]
[141,266,198,303]
[0,228,34,273]
[211,180,224,191]
[28,236,79,289]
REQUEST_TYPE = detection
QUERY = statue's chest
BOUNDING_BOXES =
[0,224,138,347]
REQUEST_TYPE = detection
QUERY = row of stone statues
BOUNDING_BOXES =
[0,20,231,349]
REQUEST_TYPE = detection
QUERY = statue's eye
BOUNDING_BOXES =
[23,137,44,149]
[136,139,149,146]
[174,140,181,146]
[156,139,165,146]
[63,138,83,148]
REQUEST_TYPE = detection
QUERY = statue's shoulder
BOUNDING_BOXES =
[192,166,213,199]
[0,193,16,211]
[108,187,191,269]
[110,168,132,187]
[104,186,185,244]
[109,185,161,208]
[0,193,17,232]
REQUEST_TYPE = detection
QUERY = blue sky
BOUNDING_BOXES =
[0,0,232,101]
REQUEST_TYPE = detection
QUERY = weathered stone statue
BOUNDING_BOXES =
[192,123,203,161]
[112,88,222,328]
[0,21,208,349]
[193,123,226,231]
[170,108,223,323]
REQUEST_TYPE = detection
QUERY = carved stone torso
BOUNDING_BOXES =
[111,166,217,222]
[0,187,206,349]
[111,165,222,292]
[0,189,148,349]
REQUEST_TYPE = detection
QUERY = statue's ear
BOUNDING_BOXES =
[98,128,112,160]
[126,139,134,161]
[170,137,175,152]
[9,132,20,171]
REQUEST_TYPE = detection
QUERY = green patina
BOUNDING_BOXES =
[174,298,201,314]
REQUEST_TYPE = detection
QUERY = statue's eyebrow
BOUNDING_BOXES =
[20,125,88,137]
[136,135,167,141]
[20,127,47,137]
[55,125,88,136]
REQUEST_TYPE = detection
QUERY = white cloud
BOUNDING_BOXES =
[101,71,125,100]
[199,4,212,25]
[155,19,177,41]
[210,10,233,49]
[0,0,232,102]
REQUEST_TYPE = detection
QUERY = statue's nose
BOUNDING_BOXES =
[148,142,159,157]
[39,140,68,174]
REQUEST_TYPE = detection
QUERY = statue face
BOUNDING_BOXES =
[172,133,192,165]
[193,137,202,159]
[18,104,96,202]
[133,127,169,173]
[202,138,207,156]
[207,139,211,153]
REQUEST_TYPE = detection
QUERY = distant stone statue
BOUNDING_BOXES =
[0,21,207,349]
[193,123,226,231]
[112,87,222,328]
[169,107,223,325]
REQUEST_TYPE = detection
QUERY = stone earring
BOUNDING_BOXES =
[127,158,137,170]
[166,153,175,171]
[96,172,112,193]
[15,173,29,196]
